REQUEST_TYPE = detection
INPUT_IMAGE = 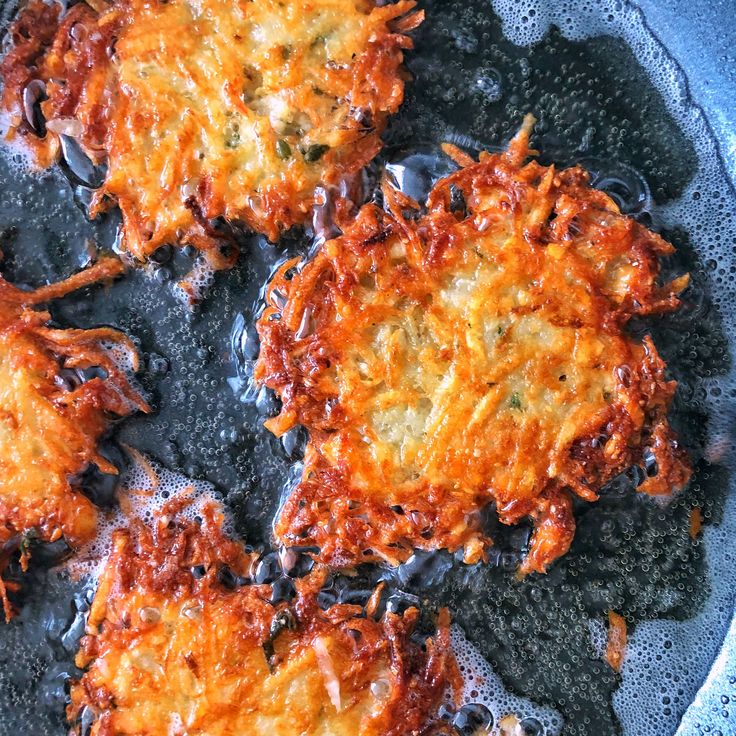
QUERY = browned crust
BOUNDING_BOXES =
[68,501,458,736]
[1,0,422,267]
[255,117,691,573]
[0,253,148,620]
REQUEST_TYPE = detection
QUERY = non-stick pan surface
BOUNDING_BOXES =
[0,1,734,735]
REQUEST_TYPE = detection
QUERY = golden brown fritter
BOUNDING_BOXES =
[0,255,147,620]
[1,0,421,273]
[255,116,691,574]
[69,500,457,736]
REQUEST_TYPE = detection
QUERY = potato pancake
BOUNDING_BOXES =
[0,256,146,620]
[1,0,421,268]
[69,501,457,736]
[255,116,691,573]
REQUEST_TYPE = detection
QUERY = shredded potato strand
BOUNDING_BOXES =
[69,504,458,735]
[2,0,421,262]
[256,120,691,572]
[0,255,147,620]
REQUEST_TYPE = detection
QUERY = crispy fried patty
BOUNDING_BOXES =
[69,500,456,736]
[255,117,691,573]
[1,0,421,269]
[0,256,146,620]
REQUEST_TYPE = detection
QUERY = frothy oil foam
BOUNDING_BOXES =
[451,624,563,735]
[69,450,227,583]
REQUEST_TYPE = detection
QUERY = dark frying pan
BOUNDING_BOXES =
[0,1,734,734]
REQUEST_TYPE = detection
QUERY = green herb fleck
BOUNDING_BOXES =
[276,139,292,159]
[224,122,241,149]
[20,529,37,557]
[263,609,297,671]
[303,143,329,163]
[603,390,612,401]
[497,325,504,335]
[509,391,522,410]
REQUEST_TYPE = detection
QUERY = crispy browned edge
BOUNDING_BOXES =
[255,117,692,573]
[0,253,148,621]
[68,497,459,736]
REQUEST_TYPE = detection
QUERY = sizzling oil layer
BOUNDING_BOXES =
[69,502,456,736]
[1,0,421,264]
[256,118,691,573]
